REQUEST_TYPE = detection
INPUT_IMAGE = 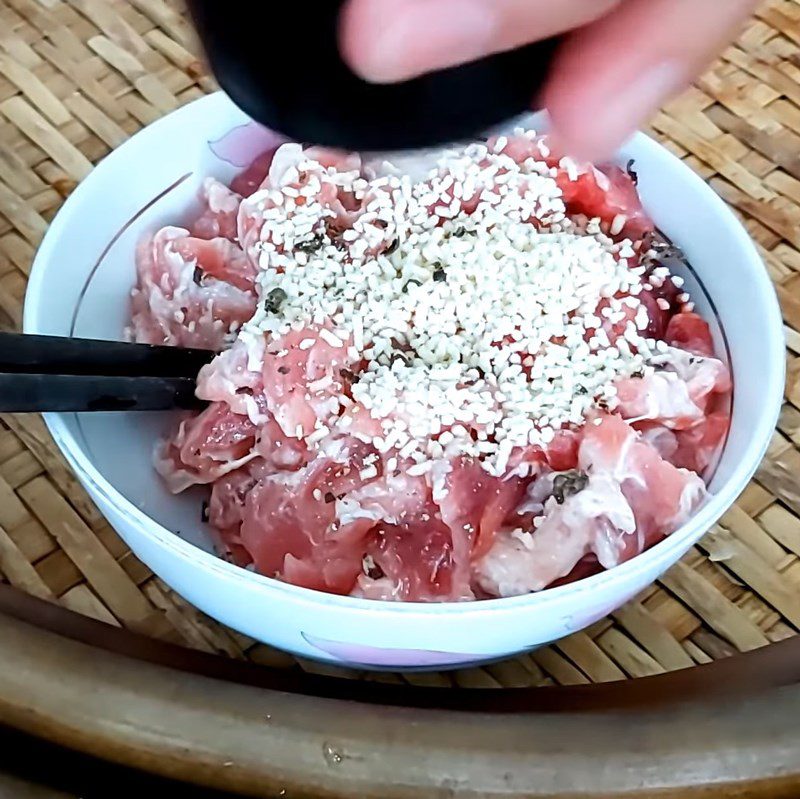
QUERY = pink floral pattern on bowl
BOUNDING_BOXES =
[208,122,284,168]
[302,632,487,668]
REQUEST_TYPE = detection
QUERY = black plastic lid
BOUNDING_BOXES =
[187,0,559,151]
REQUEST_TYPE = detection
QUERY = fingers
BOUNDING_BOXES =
[340,0,620,83]
[543,0,759,162]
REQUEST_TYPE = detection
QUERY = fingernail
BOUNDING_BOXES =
[558,60,685,162]
[358,0,497,83]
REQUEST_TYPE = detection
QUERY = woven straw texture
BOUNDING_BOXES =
[0,0,798,687]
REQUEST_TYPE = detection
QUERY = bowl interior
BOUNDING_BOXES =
[23,94,784,589]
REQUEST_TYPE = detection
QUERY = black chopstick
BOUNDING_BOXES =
[0,374,205,412]
[0,333,214,378]
[0,333,216,413]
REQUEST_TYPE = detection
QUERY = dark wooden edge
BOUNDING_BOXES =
[0,724,238,798]
[0,583,798,712]
[0,584,799,797]
[0,768,74,799]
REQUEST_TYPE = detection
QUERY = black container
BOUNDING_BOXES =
[187,0,559,152]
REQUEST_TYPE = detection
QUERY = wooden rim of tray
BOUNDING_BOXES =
[0,583,798,799]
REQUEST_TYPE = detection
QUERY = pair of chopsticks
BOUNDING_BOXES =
[0,333,215,413]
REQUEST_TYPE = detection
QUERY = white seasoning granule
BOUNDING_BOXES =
[610,214,627,236]
[233,133,685,477]
[306,425,330,444]
[407,461,431,477]
[319,328,344,347]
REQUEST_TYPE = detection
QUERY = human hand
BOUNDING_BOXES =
[340,0,758,161]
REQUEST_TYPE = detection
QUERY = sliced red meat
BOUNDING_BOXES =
[614,372,705,430]
[504,433,580,486]
[666,312,715,357]
[209,463,259,535]
[338,468,429,523]
[237,146,358,265]
[546,430,580,471]
[195,338,264,415]
[252,418,311,473]
[615,345,730,430]
[439,458,526,561]
[191,178,241,241]
[475,415,706,596]
[240,460,376,595]
[495,134,653,240]
[659,346,731,409]
[156,402,258,493]
[208,462,261,566]
[172,236,256,293]
[638,292,668,341]
[262,326,356,439]
[635,422,679,460]
[579,414,707,553]
[672,411,730,473]
[131,227,256,350]
[230,147,280,197]
[356,517,472,602]
[556,164,654,241]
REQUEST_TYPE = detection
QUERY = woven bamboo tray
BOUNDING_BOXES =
[0,0,799,795]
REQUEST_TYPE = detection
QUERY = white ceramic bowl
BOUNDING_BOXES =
[24,93,784,670]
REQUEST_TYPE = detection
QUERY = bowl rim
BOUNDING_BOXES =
[23,91,786,617]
